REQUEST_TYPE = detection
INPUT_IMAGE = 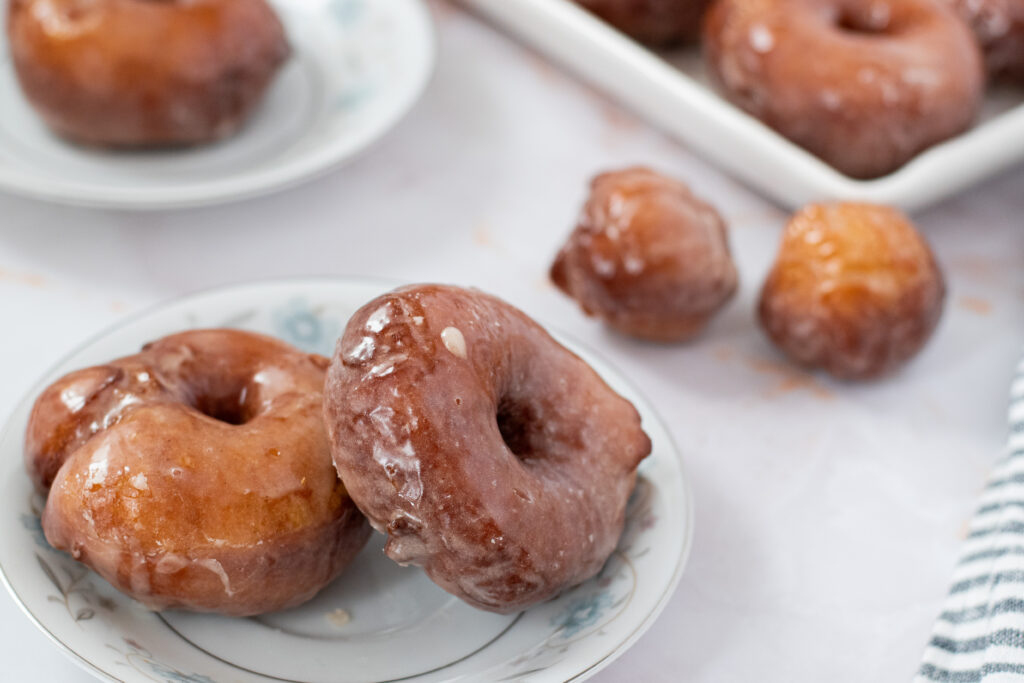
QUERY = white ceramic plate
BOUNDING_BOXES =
[0,0,435,209]
[461,0,1024,212]
[0,278,692,683]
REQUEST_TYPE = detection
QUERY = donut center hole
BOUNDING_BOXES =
[836,8,891,35]
[496,399,539,460]
[192,393,253,426]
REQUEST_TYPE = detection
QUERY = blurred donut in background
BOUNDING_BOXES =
[7,0,291,147]
[945,0,1024,81]
[703,0,986,178]
[574,0,712,45]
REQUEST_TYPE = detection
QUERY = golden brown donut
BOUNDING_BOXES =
[323,284,651,614]
[7,0,290,147]
[945,0,1024,81]
[573,0,711,45]
[703,0,985,178]
[758,203,945,380]
[26,330,370,616]
[551,167,738,342]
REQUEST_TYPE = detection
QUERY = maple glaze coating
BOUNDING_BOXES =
[574,0,711,44]
[551,167,738,342]
[703,0,985,178]
[7,0,289,146]
[758,203,945,380]
[946,0,1024,81]
[26,330,370,616]
[324,285,651,614]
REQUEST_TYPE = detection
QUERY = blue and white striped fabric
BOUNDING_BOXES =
[918,356,1024,682]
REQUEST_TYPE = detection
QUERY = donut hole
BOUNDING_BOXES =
[193,396,250,425]
[190,385,257,426]
[496,399,541,461]
[835,7,892,35]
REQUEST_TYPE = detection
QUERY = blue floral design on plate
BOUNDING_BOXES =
[330,0,367,27]
[270,298,340,357]
[20,513,50,551]
[122,639,217,683]
[552,591,615,639]
[147,662,217,683]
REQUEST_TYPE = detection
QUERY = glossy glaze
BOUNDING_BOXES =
[946,0,1024,81]
[574,0,710,44]
[551,167,738,342]
[7,0,290,146]
[703,0,985,178]
[26,329,370,616]
[758,203,946,380]
[324,285,651,614]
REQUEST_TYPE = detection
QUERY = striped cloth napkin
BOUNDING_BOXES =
[918,355,1024,682]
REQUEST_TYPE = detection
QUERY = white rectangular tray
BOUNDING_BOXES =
[459,0,1024,212]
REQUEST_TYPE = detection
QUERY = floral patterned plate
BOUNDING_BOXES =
[0,278,693,683]
[0,0,435,209]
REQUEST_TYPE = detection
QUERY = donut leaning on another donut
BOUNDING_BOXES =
[7,0,290,147]
[703,0,986,178]
[26,329,370,616]
[323,284,652,614]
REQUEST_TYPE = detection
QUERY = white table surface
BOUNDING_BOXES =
[1,2,1023,681]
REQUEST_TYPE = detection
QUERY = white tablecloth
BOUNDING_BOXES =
[1,3,1023,680]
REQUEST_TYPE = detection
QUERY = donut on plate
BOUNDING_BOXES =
[323,284,652,614]
[945,0,1024,81]
[574,0,711,45]
[703,0,985,178]
[26,330,370,616]
[551,166,738,342]
[7,0,290,147]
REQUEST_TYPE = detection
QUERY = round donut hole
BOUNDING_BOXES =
[192,394,252,426]
[496,399,540,461]
[836,7,891,35]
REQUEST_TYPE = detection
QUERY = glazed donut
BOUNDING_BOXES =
[26,330,370,616]
[551,167,738,342]
[758,203,945,379]
[574,0,711,45]
[7,0,290,147]
[323,285,651,613]
[703,0,985,178]
[945,0,1024,81]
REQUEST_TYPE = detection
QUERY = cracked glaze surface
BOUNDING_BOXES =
[25,329,370,616]
[324,284,651,613]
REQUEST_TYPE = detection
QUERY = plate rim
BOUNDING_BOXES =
[0,0,438,210]
[0,275,694,683]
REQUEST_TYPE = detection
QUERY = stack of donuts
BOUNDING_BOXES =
[26,286,651,616]
[573,0,1024,178]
